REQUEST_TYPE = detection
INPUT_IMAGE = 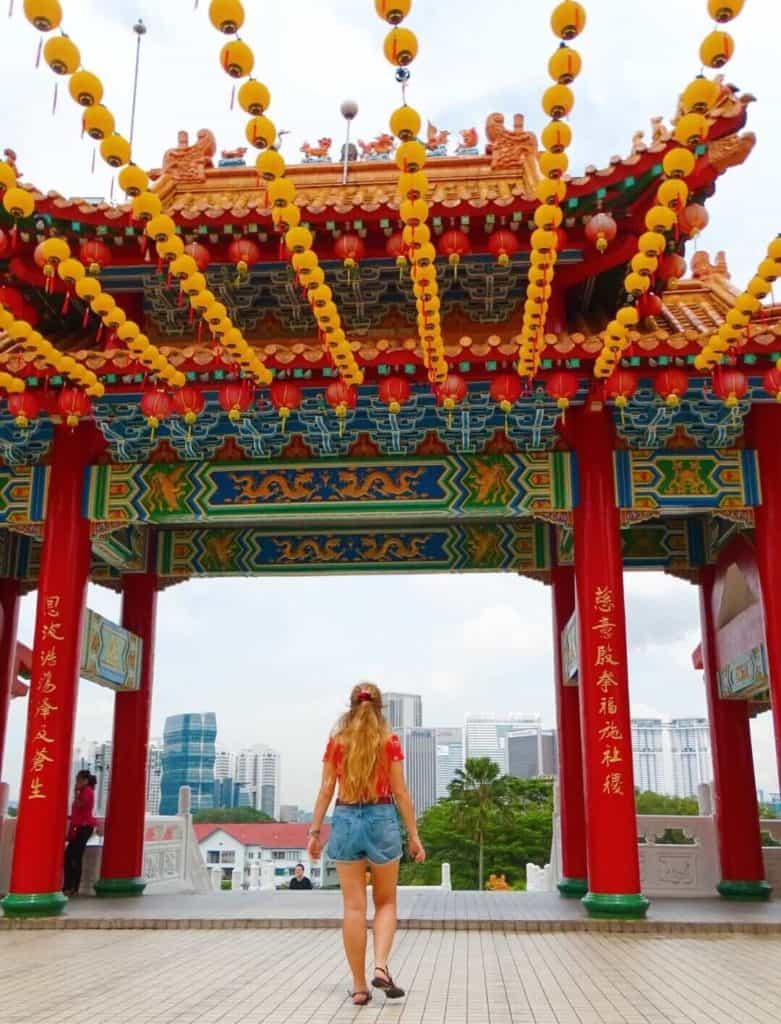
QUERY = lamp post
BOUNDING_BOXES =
[341,100,359,185]
[129,19,147,150]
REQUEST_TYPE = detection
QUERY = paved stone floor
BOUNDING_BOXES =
[4,889,781,932]
[2,927,781,1024]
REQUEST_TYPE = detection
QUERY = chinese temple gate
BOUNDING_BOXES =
[0,0,778,919]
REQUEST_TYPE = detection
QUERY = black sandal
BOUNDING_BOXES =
[372,966,405,999]
[348,990,372,1006]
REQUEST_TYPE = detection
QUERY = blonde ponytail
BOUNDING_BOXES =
[334,682,390,802]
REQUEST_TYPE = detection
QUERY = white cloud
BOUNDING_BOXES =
[460,604,549,654]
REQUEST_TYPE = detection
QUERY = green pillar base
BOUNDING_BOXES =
[582,891,650,919]
[717,879,772,901]
[94,877,146,898]
[1,891,67,918]
[557,876,588,898]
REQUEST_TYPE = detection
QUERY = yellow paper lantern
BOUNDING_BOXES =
[75,277,101,302]
[132,191,162,222]
[285,226,313,253]
[625,272,650,297]
[673,113,710,147]
[68,69,103,107]
[100,133,131,168]
[220,39,254,78]
[182,272,207,297]
[90,293,116,317]
[535,177,566,205]
[541,120,572,153]
[662,148,696,179]
[245,115,276,150]
[238,79,271,116]
[681,76,720,115]
[551,2,586,40]
[209,0,245,33]
[539,151,569,179]
[700,30,734,68]
[542,84,574,119]
[395,140,427,173]
[383,27,418,66]
[631,253,658,277]
[707,0,744,22]
[118,164,149,198]
[390,105,421,141]
[0,161,16,190]
[548,45,582,84]
[256,148,285,181]
[657,178,688,209]
[146,214,176,242]
[23,0,63,31]
[645,205,677,233]
[616,307,640,328]
[2,187,34,219]
[374,0,412,24]
[400,198,429,225]
[43,34,80,75]
[638,231,666,257]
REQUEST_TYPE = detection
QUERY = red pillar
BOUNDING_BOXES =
[2,426,95,918]
[746,405,781,793]
[572,408,648,918]
[96,561,158,897]
[699,565,770,899]
[0,578,21,780]
[551,563,587,896]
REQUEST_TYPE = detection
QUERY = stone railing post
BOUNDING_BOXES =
[441,863,451,891]
[697,783,713,816]
[231,868,241,891]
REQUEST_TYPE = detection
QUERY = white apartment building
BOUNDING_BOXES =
[631,717,712,798]
[194,823,336,888]
[384,692,422,731]
[72,739,112,815]
[214,749,237,781]
[235,745,281,819]
[464,714,542,775]
[435,727,464,800]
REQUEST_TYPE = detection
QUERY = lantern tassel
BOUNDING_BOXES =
[230,84,236,110]
[34,36,42,68]
[91,146,96,175]
[61,289,71,315]
[82,306,90,328]
[51,81,58,116]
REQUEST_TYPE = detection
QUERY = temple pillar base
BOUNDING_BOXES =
[582,892,650,919]
[557,877,588,898]
[717,879,772,901]
[94,877,146,898]
[1,891,67,918]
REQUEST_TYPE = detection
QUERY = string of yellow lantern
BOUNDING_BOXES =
[593,0,746,380]
[19,2,196,391]
[0,153,35,395]
[694,236,781,373]
[205,0,362,389]
[375,1,448,385]
[517,1,586,381]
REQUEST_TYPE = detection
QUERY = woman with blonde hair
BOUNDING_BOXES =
[307,682,425,1007]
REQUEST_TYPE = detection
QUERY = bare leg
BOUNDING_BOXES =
[370,858,400,975]
[336,860,369,1004]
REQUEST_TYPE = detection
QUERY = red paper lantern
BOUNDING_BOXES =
[637,291,663,320]
[605,369,638,409]
[79,238,112,274]
[227,237,260,276]
[184,241,211,272]
[712,368,748,409]
[57,388,92,427]
[218,380,254,422]
[658,252,687,284]
[487,228,519,267]
[546,370,579,411]
[172,385,205,425]
[438,229,471,274]
[325,379,357,413]
[7,391,40,428]
[655,368,689,407]
[585,211,617,254]
[270,380,303,429]
[140,390,172,430]
[385,232,406,259]
[679,203,709,238]
[334,233,366,269]
[763,368,781,402]
[489,373,522,413]
[0,285,25,319]
[378,376,411,414]
[436,373,468,411]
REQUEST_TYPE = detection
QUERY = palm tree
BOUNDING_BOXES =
[448,757,503,890]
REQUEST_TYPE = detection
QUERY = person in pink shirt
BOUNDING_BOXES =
[63,770,97,897]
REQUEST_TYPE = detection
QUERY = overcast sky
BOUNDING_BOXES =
[2,1,780,806]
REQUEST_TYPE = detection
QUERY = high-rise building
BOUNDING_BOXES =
[214,750,236,781]
[464,714,541,775]
[669,718,712,798]
[507,729,558,779]
[632,719,667,794]
[160,713,217,814]
[384,692,422,732]
[401,727,438,815]
[434,727,464,800]
[146,738,163,814]
[72,739,112,815]
[236,745,281,819]
[631,718,711,797]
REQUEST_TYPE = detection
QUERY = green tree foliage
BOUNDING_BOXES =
[193,807,274,824]
[634,790,699,815]
[399,759,553,890]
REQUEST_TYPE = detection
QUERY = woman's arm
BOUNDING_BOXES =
[307,763,337,859]
[389,761,425,862]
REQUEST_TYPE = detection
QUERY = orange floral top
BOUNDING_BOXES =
[323,733,404,800]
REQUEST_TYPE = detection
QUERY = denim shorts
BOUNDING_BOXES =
[327,803,403,865]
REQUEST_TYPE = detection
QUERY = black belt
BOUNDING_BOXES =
[336,797,394,806]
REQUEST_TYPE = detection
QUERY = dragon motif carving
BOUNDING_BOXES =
[161,130,217,183]
[227,471,316,503]
[272,537,342,563]
[707,132,756,173]
[201,531,238,571]
[336,468,425,500]
[359,535,427,561]
[146,465,189,514]
[484,113,538,171]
